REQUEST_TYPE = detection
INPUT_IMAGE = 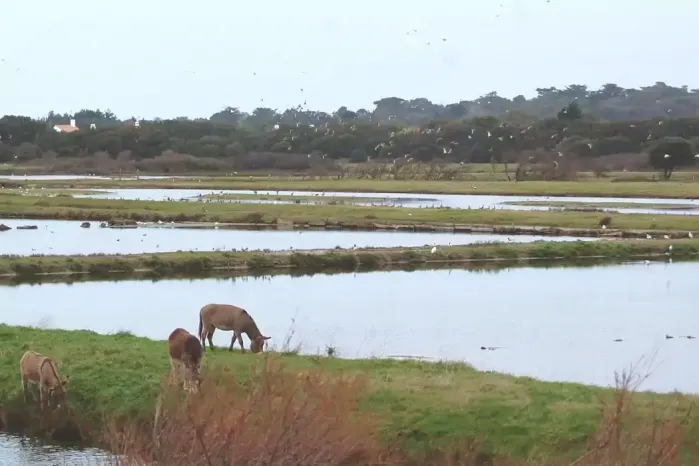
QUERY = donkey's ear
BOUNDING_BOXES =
[262,336,271,340]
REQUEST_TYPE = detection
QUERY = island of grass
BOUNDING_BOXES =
[502,200,699,211]
[0,188,109,197]
[0,324,697,463]
[5,176,699,199]
[1,193,699,232]
[0,240,696,280]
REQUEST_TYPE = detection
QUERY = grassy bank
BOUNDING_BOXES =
[1,325,697,463]
[0,188,108,197]
[0,240,695,280]
[503,200,699,210]
[2,193,699,231]
[5,177,699,198]
[0,257,663,287]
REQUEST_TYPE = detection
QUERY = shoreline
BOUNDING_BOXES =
[4,177,699,199]
[3,217,697,238]
[0,257,662,286]
[1,324,697,461]
[0,240,694,281]
[2,194,699,231]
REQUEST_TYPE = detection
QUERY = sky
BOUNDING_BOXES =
[1,0,698,120]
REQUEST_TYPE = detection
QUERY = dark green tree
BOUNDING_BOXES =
[557,102,583,121]
[647,137,695,179]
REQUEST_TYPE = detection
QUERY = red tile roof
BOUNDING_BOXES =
[54,125,79,133]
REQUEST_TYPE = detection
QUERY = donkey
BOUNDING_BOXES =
[198,303,271,353]
[19,351,69,410]
[167,328,203,393]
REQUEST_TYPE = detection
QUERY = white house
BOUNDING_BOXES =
[53,119,79,133]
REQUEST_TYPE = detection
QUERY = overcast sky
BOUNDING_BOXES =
[1,0,697,119]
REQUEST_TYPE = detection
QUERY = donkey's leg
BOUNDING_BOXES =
[207,326,216,351]
[229,331,236,351]
[237,331,246,353]
[21,377,29,403]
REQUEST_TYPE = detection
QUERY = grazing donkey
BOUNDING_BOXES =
[167,328,203,393]
[198,303,271,353]
[19,351,69,410]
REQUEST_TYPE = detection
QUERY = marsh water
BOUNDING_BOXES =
[2,262,696,394]
[0,218,596,256]
[72,187,699,215]
[3,172,699,214]
[0,433,110,465]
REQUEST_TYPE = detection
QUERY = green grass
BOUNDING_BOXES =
[1,324,697,460]
[7,177,699,198]
[503,200,699,210]
[1,240,696,281]
[0,188,108,197]
[1,193,699,231]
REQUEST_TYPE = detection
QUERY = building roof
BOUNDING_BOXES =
[54,124,79,133]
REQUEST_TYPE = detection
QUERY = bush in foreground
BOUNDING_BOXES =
[106,360,387,465]
[104,358,697,466]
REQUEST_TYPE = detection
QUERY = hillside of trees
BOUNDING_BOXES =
[1,81,699,178]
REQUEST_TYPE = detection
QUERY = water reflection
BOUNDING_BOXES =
[2,262,696,393]
[0,433,110,465]
[2,174,698,214]
[0,218,595,256]
[81,188,699,215]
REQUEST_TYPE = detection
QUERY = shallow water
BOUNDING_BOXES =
[0,218,595,256]
[77,188,699,215]
[0,433,110,465]
[2,262,697,393]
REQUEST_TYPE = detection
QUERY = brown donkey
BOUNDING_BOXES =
[19,351,69,410]
[198,303,271,353]
[167,328,203,393]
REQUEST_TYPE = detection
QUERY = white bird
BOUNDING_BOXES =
[689,232,693,238]
[602,224,607,229]
[644,260,651,265]
[646,234,652,239]
[664,154,671,159]
[664,235,670,239]
[668,245,673,251]
[430,246,437,254]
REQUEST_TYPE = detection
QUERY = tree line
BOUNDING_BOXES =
[0,82,698,177]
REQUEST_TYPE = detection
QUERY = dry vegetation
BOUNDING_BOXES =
[105,362,697,466]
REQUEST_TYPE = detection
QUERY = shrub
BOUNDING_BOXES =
[106,360,384,465]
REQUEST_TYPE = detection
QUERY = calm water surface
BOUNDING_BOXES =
[2,262,696,393]
[0,433,110,465]
[2,174,698,214]
[0,218,595,256]
[76,188,699,215]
